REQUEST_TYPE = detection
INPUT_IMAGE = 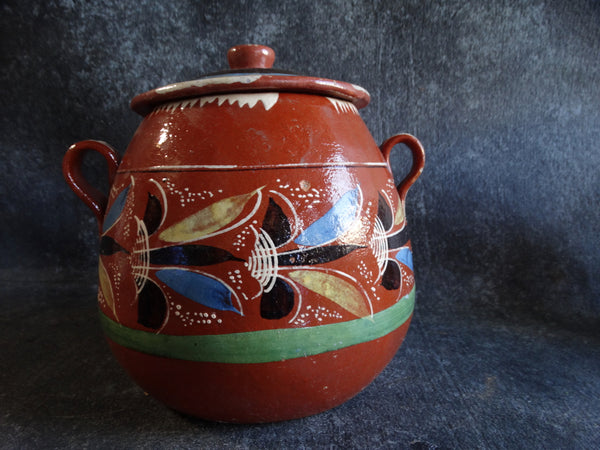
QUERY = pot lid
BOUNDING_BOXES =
[130,44,370,116]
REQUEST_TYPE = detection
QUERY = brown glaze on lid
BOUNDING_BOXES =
[130,45,370,116]
[227,44,276,69]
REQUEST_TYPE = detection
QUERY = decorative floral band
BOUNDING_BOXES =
[98,175,414,334]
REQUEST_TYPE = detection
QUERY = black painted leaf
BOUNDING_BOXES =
[377,193,393,231]
[260,278,295,319]
[137,280,167,329]
[387,228,409,251]
[381,260,401,290]
[261,198,291,247]
[150,245,244,266]
[143,193,162,235]
[278,244,362,266]
[99,235,129,255]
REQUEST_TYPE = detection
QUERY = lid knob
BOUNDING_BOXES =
[227,45,275,70]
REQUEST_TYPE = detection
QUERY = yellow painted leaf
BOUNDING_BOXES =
[98,259,118,320]
[288,270,370,318]
[159,188,261,243]
[394,200,405,225]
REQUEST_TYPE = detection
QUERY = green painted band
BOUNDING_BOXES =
[99,287,415,364]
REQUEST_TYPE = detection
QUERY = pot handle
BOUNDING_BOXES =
[63,140,120,230]
[380,133,425,201]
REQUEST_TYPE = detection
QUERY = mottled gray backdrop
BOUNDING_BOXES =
[1,0,599,447]
[3,0,597,328]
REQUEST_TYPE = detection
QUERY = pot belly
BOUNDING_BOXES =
[96,165,416,421]
[105,312,413,423]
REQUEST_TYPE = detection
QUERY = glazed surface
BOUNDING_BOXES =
[99,162,415,341]
[89,91,419,421]
[99,93,415,340]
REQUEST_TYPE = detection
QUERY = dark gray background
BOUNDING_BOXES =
[2,0,599,448]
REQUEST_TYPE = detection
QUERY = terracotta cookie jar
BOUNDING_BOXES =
[63,44,425,423]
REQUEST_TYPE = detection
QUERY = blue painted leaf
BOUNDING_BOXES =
[395,247,413,271]
[156,269,241,314]
[294,187,360,246]
[102,185,130,233]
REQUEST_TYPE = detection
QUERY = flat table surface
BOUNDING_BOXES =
[2,278,599,449]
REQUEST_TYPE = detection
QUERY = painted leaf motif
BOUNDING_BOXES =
[261,198,291,247]
[394,200,405,225]
[387,227,409,250]
[395,247,414,271]
[150,245,243,266]
[381,259,401,290]
[159,189,261,243]
[277,244,362,266]
[260,278,295,319]
[99,235,129,255]
[137,279,167,329]
[143,193,163,235]
[288,270,369,318]
[377,193,393,231]
[156,269,241,314]
[102,185,130,233]
[294,187,360,246]
[98,258,118,320]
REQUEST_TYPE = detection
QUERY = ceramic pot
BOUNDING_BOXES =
[63,45,425,423]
